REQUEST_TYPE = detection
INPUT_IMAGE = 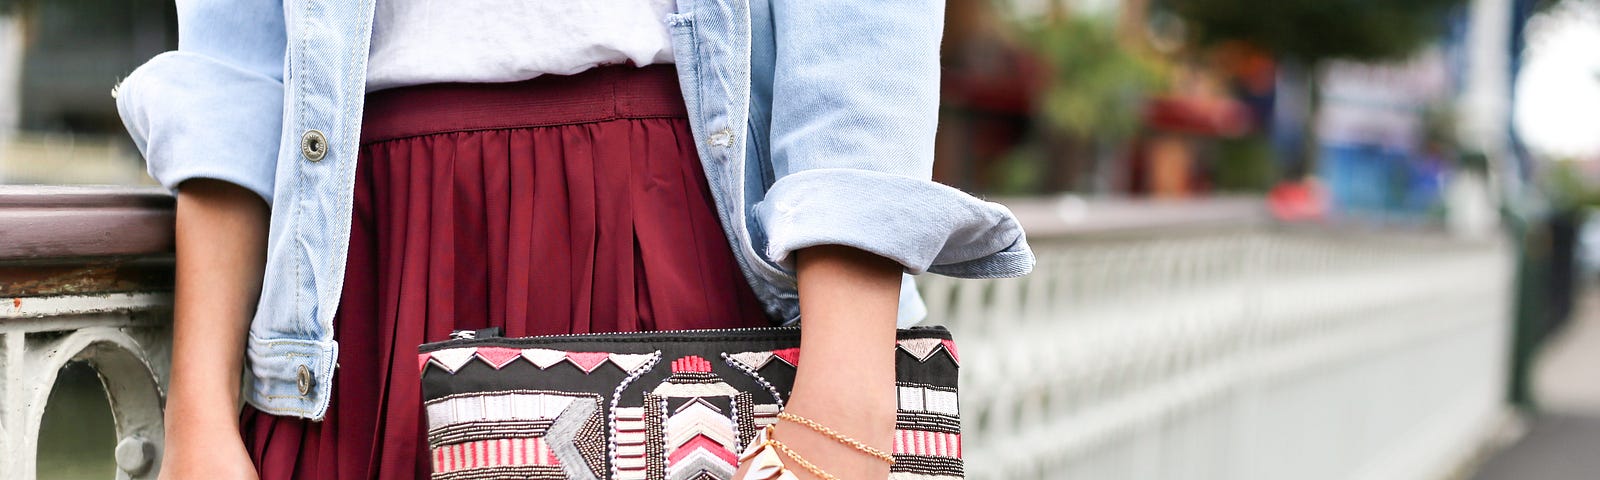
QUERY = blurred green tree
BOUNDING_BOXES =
[1159,0,1466,62]
[1029,16,1165,145]
[1007,13,1167,193]
[1544,161,1600,208]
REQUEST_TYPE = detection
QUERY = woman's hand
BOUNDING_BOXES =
[157,179,269,479]
[735,245,901,479]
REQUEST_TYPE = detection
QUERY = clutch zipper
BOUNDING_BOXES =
[430,325,951,352]
[453,325,799,340]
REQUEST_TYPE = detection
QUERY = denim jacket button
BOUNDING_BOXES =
[300,130,328,162]
[296,364,313,395]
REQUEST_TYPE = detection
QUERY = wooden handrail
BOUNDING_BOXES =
[0,186,175,298]
[0,185,175,261]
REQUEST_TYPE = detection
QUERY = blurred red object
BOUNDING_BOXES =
[1143,96,1254,137]
[1267,178,1328,221]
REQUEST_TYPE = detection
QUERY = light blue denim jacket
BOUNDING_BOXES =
[116,0,1034,420]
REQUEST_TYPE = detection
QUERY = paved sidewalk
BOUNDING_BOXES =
[1471,289,1600,480]
[1470,413,1600,480]
[1532,290,1600,413]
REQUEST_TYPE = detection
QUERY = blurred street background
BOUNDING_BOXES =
[4,0,1600,479]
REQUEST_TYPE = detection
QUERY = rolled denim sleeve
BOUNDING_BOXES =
[115,0,286,204]
[763,0,1033,277]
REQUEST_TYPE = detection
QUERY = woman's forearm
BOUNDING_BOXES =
[162,179,268,477]
[781,244,902,479]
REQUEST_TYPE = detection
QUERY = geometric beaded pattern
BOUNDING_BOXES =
[422,336,963,479]
[656,357,740,480]
[888,382,963,479]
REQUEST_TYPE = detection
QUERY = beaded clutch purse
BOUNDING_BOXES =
[417,326,963,480]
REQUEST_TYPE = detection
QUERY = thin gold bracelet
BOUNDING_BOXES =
[777,411,896,464]
[766,438,841,480]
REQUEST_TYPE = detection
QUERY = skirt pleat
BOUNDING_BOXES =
[241,65,770,479]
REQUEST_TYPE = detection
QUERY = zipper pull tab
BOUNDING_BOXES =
[448,327,505,340]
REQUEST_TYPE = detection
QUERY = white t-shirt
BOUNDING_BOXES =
[366,0,677,92]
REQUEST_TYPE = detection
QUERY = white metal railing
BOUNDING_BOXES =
[0,191,1514,480]
[923,199,1514,480]
[1,187,174,480]
[1,294,171,480]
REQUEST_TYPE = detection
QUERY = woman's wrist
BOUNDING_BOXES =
[163,388,243,440]
[757,244,901,479]
[784,382,897,439]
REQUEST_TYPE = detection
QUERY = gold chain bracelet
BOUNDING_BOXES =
[767,438,841,480]
[776,412,896,464]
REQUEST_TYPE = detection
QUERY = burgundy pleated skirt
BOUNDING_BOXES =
[242,65,771,479]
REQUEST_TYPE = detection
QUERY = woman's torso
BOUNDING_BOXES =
[114,0,1033,421]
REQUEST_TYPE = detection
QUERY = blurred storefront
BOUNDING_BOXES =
[935,0,1490,229]
[0,0,173,185]
[1315,50,1458,223]
[937,0,1266,198]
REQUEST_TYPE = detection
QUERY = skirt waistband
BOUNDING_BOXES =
[360,64,688,144]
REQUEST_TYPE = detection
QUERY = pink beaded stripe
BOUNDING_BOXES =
[893,430,962,457]
[431,437,560,474]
